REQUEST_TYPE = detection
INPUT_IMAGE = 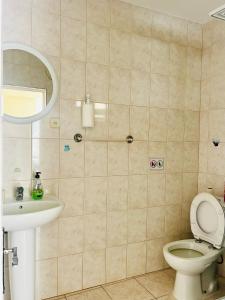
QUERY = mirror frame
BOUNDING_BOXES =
[2,43,59,124]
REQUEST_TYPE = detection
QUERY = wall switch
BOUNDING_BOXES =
[149,158,164,170]
[49,118,60,128]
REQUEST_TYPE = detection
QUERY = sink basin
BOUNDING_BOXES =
[3,199,64,231]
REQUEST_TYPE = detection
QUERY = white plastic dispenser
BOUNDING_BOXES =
[82,94,94,128]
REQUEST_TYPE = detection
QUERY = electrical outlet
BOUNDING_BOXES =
[149,158,164,170]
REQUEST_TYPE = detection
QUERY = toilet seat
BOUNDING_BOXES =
[190,193,225,249]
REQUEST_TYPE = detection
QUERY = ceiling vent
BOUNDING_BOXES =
[209,4,225,20]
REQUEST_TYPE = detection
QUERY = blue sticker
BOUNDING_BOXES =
[64,145,70,152]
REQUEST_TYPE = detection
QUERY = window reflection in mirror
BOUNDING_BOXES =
[3,48,53,119]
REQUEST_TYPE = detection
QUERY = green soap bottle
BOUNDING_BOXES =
[32,172,44,200]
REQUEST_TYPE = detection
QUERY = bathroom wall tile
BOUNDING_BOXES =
[170,44,187,78]
[86,63,109,103]
[109,67,131,105]
[110,30,131,69]
[167,110,184,141]
[108,104,129,139]
[165,173,182,205]
[127,242,146,276]
[104,278,153,300]
[106,246,127,282]
[61,17,86,61]
[183,173,198,203]
[183,142,199,172]
[148,174,165,207]
[210,76,225,109]
[84,177,107,214]
[151,39,170,76]
[165,205,182,236]
[85,214,106,250]
[2,0,32,44]
[166,142,183,172]
[85,142,107,176]
[108,142,129,176]
[149,108,167,142]
[128,175,147,209]
[32,100,60,139]
[131,69,150,107]
[128,209,147,243]
[40,179,59,197]
[169,77,185,110]
[60,100,84,140]
[59,178,84,217]
[61,0,86,20]
[209,109,225,142]
[32,0,60,15]
[110,0,133,32]
[36,220,58,260]
[187,47,202,80]
[188,22,202,49]
[58,254,82,295]
[107,211,127,247]
[147,207,165,240]
[130,106,149,140]
[87,23,109,65]
[60,140,84,178]
[207,143,225,176]
[131,35,151,73]
[36,258,57,299]
[151,12,171,42]
[150,74,169,108]
[201,80,210,111]
[85,103,108,140]
[146,239,165,272]
[32,138,59,179]
[107,176,128,211]
[87,0,110,27]
[185,79,201,111]
[3,138,31,181]
[32,10,60,57]
[60,59,85,100]
[58,216,83,256]
[3,121,31,139]
[199,142,208,173]
[83,249,106,288]
[149,141,166,159]
[132,6,152,37]
[129,141,148,175]
[171,17,187,45]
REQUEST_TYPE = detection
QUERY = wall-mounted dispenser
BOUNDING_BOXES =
[82,94,94,128]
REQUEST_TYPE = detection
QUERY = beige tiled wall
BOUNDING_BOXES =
[200,20,225,276]
[2,0,202,298]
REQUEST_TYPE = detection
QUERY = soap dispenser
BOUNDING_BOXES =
[32,172,44,200]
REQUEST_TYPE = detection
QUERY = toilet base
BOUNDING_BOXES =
[173,272,203,300]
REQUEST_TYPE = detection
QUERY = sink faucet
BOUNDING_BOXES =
[15,187,24,201]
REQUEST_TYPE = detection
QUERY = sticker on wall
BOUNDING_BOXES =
[64,145,70,152]
[149,158,164,170]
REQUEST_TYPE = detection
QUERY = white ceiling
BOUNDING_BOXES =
[123,0,225,23]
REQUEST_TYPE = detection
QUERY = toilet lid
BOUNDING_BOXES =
[190,193,225,249]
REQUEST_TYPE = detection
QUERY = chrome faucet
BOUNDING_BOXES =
[15,187,24,201]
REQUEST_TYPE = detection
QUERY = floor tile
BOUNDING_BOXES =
[103,278,154,300]
[136,270,174,298]
[66,287,111,300]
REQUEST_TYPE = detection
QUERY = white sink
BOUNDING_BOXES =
[3,199,64,231]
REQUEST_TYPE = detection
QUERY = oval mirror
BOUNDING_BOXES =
[2,43,58,123]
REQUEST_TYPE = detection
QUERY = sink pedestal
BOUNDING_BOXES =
[9,229,35,300]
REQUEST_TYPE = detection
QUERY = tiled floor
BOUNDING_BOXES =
[44,269,225,300]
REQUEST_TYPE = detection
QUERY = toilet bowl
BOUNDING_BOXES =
[164,239,223,300]
[163,193,225,300]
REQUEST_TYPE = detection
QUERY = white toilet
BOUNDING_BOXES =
[163,192,225,300]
